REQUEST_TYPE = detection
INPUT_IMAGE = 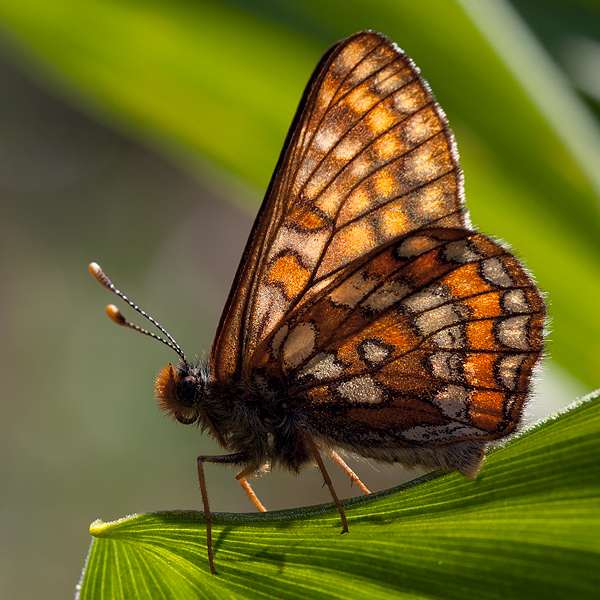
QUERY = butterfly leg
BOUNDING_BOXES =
[235,465,267,512]
[197,452,249,575]
[302,429,349,534]
[329,450,371,495]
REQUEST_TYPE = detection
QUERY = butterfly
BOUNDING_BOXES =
[90,30,545,575]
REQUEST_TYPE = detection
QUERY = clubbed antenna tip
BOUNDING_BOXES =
[89,262,188,365]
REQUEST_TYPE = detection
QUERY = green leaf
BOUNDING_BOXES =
[77,392,600,599]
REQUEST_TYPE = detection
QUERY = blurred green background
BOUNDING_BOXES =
[0,1,598,598]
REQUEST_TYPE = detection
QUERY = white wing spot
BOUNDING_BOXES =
[313,128,339,153]
[393,84,421,114]
[432,385,471,420]
[497,354,526,390]
[481,257,514,288]
[329,271,378,308]
[396,235,441,258]
[401,284,449,313]
[429,352,463,381]
[297,352,344,381]
[359,339,392,366]
[430,325,465,349]
[496,315,530,350]
[403,109,439,145]
[283,322,317,370]
[334,137,362,162]
[337,376,383,403]
[403,143,442,184]
[414,303,466,336]
[443,239,481,263]
[270,226,329,269]
[502,289,530,313]
[363,280,412,312]
[255,285,287,337]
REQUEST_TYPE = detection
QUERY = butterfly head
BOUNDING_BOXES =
[155,362,209,425]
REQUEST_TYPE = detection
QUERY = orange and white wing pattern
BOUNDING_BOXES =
[253,227,545,458]
[211,31,467,383]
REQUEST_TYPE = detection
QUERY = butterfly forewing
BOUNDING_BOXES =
[212,31,468,383]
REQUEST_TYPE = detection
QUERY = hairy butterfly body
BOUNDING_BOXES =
[91,30,545,575]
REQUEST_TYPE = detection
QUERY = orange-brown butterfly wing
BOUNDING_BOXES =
[211,31,468,384]
[253,227,545,447]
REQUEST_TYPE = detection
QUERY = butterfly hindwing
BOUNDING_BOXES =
[252,227,544,449]
[211,31,467,384]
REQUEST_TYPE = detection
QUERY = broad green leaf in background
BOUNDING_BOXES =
[0,0,599,386]
[77,392,600,599]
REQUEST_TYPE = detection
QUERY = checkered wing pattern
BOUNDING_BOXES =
[254,228,544,446]
[211,31,468,382]
[211,30,544,449]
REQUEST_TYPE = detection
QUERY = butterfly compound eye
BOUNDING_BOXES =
[178,375,199,407]
[174,375,202,424]
[155,364,200,425]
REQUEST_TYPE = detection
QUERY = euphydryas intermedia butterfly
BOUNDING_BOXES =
[90,30,545,574]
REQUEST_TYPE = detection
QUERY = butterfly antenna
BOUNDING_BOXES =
[89,262,188,365]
